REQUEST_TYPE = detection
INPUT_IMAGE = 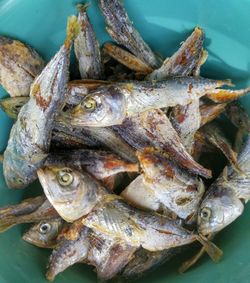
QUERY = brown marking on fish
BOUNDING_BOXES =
[175,197,193,206]
[32,83,52,110]
[188,83,193,94]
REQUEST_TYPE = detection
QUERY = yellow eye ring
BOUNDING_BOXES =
[57,168,74,187]
[200,207,212,220]
[81,98,97,112]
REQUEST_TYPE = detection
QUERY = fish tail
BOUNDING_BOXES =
[76,3,90,13]
[64,15,80,49]
[207,86,250,103]
[195,234,223,263]
[179,246,206,273]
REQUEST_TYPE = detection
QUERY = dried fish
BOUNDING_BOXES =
[22,217,64,248]
[0,36,44,97]
[198,136,250,235]
[99,0,160,68]
[3,16,80,189]
[114,109,212,178]
[59,77,231,127]
[0,196,58,232]
[148,27,204,81]
[74,4,103,79]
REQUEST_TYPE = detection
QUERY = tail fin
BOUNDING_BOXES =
[64,15,80,49]
[195,234,223,263]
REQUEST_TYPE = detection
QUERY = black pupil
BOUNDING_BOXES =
[41,225,48,231]
[202,211,208,218]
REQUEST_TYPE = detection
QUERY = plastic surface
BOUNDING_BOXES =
[0,0,250,282]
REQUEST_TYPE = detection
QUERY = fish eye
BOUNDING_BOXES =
[81,98,97,112]
[39,223,51,234]
[200,207,212,221]
[57,168,74,187]
[16,178,24,185]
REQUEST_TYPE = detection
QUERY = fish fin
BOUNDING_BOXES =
[64,15,80,49]
[222,166,228,182]
[195,235,223,262]
[76,3,90,12]
[102,176,116,192]
[0,154,3,163]
[0,222,15,233]
[179,247,206,273]
[207,87,250,102]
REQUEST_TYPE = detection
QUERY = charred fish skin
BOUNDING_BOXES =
[147,27,204,81]
[0,36,44,97]
[99,0,160,69]
[87,230,136,281]
[45,149,138,180]
[122,248,175,279]
[114,109,212,178]
[47,222,89,281]
[22,217,64,249]
[3,16,79,189]
[74,4,103,79]
[198,136,250,235]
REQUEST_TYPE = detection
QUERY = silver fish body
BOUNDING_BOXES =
[3,17,79,189]
[59,77,231,127]
[74,4,103,79]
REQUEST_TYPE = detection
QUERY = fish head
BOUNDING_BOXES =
[22,218,64,248]
[197,185,244,235]
[63,86,126,127]
[37,165,104,222]
[3,150,40,189]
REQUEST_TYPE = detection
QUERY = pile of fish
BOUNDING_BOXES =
[0,1,250,281]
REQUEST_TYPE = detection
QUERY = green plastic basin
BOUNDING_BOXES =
[0,0,250,282]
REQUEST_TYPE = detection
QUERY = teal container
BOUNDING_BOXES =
[0,0,250,282]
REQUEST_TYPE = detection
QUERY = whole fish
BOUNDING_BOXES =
[82,198,222,260]
[99,0,160,68]
[37,164,111,222]
[58,77,231,127]
[103,42,153,74]
[22,217,64,248]
[0,36,44,97]
[122,151,205,220]
[74,4,103,79]
[198,136,250,236]
[3,16,80,189]
[114,109,212,178]
[0,196,58,232]
[45,149,139,180]
[147,27,204,81]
